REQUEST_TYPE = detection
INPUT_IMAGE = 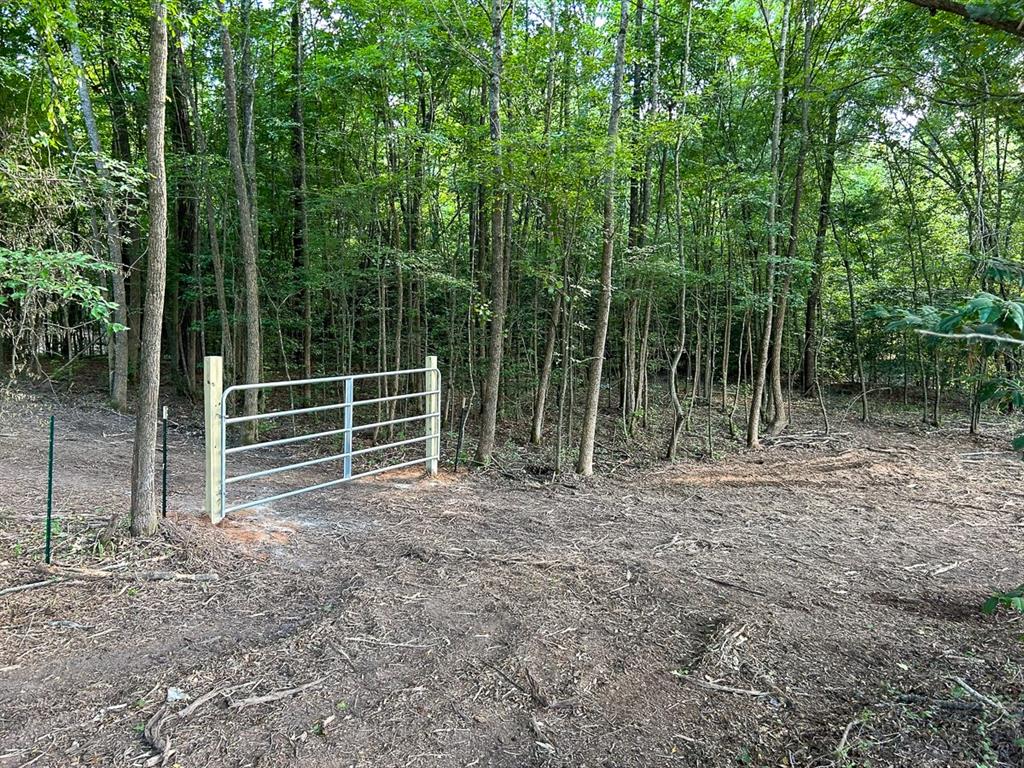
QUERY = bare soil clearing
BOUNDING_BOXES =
[1,393,1023,767]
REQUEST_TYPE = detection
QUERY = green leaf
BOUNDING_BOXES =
[1007,302,1024,332]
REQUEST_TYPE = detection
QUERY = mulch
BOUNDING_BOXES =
[1,390,1023,767]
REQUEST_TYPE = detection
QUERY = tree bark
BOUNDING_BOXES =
[219,1,262,440]
[474,0,507,465]
[530,288,562,444]
[802,101,838,395]
[831,220,870,422]
[746,0,791,450]
[181,39,234,376]
[292,0,311,395]
[68,0,128,410]
[129,0,168,537]
[903,0,1024,39]
[577,0,629,476]
[666,4,692,462]
[768,0,814,435]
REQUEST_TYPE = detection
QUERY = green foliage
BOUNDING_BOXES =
[982,584,1024,615]
[0,247,121,329]
[874,292,1024,344]
[873,290,1024,451]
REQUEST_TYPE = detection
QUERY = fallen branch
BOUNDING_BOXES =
[142,571,219,582]
[949,676,1011,717]
[835,719,857,757]
[142,705,173,767]
[343,635,432,649]
[36,564,218,583]
[0,578,66,597]
[698,573,768,598]
[229,677,326,709]
[672,672,771,698]
[177,682,253,718]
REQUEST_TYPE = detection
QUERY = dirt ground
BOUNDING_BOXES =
[2,387,1024,767]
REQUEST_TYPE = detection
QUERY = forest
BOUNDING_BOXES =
[2,0,1024,765]
[4,0,1023,493]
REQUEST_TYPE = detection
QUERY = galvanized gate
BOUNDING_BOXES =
[203,355,440,524]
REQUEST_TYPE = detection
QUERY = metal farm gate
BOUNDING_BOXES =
[203,355,440,524]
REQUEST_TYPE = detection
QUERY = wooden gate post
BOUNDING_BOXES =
[425,355,439,476]
[204,355,224,524]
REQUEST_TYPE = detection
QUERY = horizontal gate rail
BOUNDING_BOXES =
[225,411,435,455]
[223,387,436,426]
[204,355,440,524]
[224,434,431,486]
[222,456,431,515]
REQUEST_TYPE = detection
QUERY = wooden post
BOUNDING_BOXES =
[425,355,439,476]
[204,355,224,524]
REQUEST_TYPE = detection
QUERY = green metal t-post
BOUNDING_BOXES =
[161,405,168,518]
[44,414,54,564]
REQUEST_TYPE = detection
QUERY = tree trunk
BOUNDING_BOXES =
[68,0,128,410]
[292,0,311,395]
[169,32,199,392]
[129,0,168,537]
[666,4,692,461]
[832,221,870,422]
[802,101,838,395]
[179,39,233,376]
[474,0,506,465]
[530,288,562,445]
[577,0,629,476]
[746,0,791,450]
[768,0,814,435]
[219,1,262,440]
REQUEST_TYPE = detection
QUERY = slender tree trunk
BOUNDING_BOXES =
[802,101,838,395]
[219,1,262,440]
[530,288,562,445]
[832,221,869,422]
[176,40,233,377]
[68,0,128,410]
[577,0,629,476]
[555,254,572,474]
[129,0,168,536]
[169,33,199,392]
[746,0,791,449]
[292,0,311,395]
[768,0,814,435]
[475,0,506,465]
[637,289,652,428]
[666,4,692,461]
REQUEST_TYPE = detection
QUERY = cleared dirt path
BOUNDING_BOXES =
[1,394,1023,767]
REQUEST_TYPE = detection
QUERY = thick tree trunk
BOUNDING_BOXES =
[219,1,262,440]
[474,0,506,465]
[577,0,629,476]
[129,0,168,537]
